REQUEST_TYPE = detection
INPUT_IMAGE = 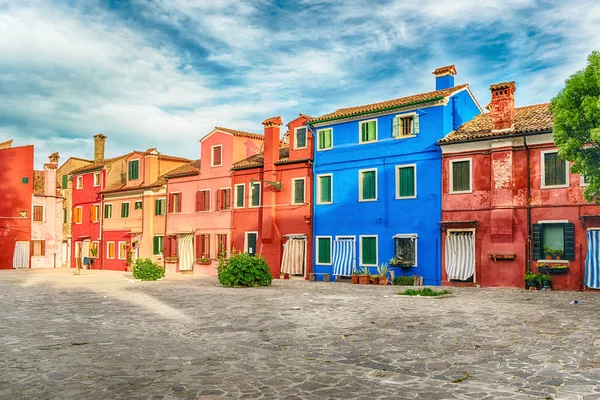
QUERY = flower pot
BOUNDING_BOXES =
[379,277,389,285]
[358,275,370,284]
[279,274,285,280]
[556,256,561,260]
[546,256,552,260]
[371,277,379,285]
[351,275,360,284]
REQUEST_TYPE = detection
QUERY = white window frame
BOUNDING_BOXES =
[449,158,473,194]
[541,150,569,189]
[291,177,306,205]
[316,174,333,205]
[76,175,83,189]
[244,231,259,255]
[106,241,115,259]
[315,236,333,265]
[359,235,378,267]
[171,192,181,213]
[211,145,223,167]
[91,203,100,222]
[154,235,164,255]
[121,201,130,218]
[118,241,128,260]
[155,198,166,215]
[104,203,113,219]
[393,234,418,267]
[316,128,333,151]
[358,168,378,202]
[234,184,245,208]
[393,112,418,139]
[293,126,308,150]
[395,164,417,199]
[32,204,45,223]
[74,206,83,224]
[249,182,261,208]
[580,174,589,187]
[93,172,101,187]
[358,118,378,144]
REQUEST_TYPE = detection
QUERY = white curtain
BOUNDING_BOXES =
[281,238,305,275]
[13,242,29,268]
[445,232,475,281]
[178,234,194,271]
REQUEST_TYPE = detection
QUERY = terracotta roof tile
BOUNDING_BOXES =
[158,154,191,163]
[433,65,457,76]
[262,116,283,126]
[310,84,469,124]
[70,153,132,174]
[164,160,201,178]
[43,163,57,170]
[99,179,165,194]
[438,103,553,144]
[232,147,310,170]
[213,127,264,140]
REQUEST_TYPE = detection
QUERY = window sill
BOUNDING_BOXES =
[294,146,308,150]
[393,135,416,140]
[358,199,378,202]
[316,147,333,152]
[396,196,417,200]
[541,184,569,189]
[449,190,473,195]
[358,140,378,145]
[536,259,569,264]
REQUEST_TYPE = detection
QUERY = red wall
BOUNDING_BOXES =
[0,145,33,268]
[102,230,130,271]
[71,169,104,268]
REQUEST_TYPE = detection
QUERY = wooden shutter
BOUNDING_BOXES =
[399,167,415,197]
[226,189,231,209]
[177,193,182,213]
[412,114,419,135]
[168,193,174,213]
[320,176,331,203]
[217,190,222,210]
[172,237,178,257]
[362,171,375,200]
[196,191,201,211]
[563,223,575,261]
[532,224,542,260]
[62,175,68,189]
[294,180,304,203]
[90,206,94,221]
[362,237,376,265]
[155,199,160,215]
[317,238,330,264]
[204,235,210,258]
[153,236,158,255]
[195,235,201,258]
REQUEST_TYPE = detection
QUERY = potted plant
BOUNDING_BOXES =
[524,272,542,290]
[538,263,569,274]
[390,257,413,268]
[195,257,211,265]
[165,256,178,263]
[351,269,360,284]
[377,263,390,285]
[543,246,554,260]
[540,273,552,290]
[358,267,370,284]
[554,250,564,260]
[89,248,97,269]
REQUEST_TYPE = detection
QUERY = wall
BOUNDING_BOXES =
[103,230,130,270]
[71,169,104,267]
[31,194,63,268]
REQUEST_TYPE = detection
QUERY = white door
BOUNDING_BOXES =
[445,231,475,282]
[13,242,30,268]
[61,242,69,267]
[281,238,306,276]
[82,240,90,267]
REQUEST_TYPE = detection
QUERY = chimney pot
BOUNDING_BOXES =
[433,65,457,90]
[93,134,107,162]
[262,117,282,170]
[488,82,516,131]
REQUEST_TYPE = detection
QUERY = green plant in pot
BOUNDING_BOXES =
[543,246,554,260]
[554,250,564,260]
[524,272,542,289]
[540,273,552,289]
[358,267,370,284]
[377,263,390,285]
[351,269,360,284]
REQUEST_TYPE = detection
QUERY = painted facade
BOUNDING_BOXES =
[310,66,481,284]
[439,82,600,290]
[231,115,313,278]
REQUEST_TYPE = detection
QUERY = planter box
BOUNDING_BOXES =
[538,266,569,274]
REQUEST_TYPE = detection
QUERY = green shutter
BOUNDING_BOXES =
[153,236,159,255]
[155,199,160,215]
[532,224,541,260]
[392,117,400,138]
[121,203,129,218]
[62,175,68,189]
[361,171,376,200]
[398,167,415,197]
[236,185,244,207]
[563,223,575,261]
[452,161,470,192]
[317,238,330,264]
[319,129,332,149]
[319,176,331,203]
[361,122,368,142]
[412,115,420,135]
[294,180,304,203]
[362,237,377,265]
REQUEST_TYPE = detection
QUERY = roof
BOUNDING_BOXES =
[70,153,132,174]
[212,127,264,140]
[33,170,62,198]
[164,160,201,178]
[438,103,553,144]
[0,139,13,149]
[309,84,469,124]
[232,147,312,170]
[99,179,165,195]
[433,65,457,76]
[262,116,283,126]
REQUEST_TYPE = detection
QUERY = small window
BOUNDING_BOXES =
[217,188,231,211]
[196,234,210,259]
[165,236,178,257]
[155,198,166,216]
[31,240,45,256]
[128,160,140,180]
[74,242,82,258]
[62,208,68,224]
[171,193,181,213]
[316,237,331,264]
[61,175,68,189]
[90,204,100,222]
[22,177,29,184]
[317,175,332,204]
[90,241,99,258]
[294,127,307,149]
[196,190,210,212]
[393,114,419,138]
[211,145,222,167]
[33,205,44,222]
[360,236,378,266]
[542,151,568,188]
[118,242,128,259]
[216,234,227,257]
[76,176,83,189]
[292,178,305,204]
[393,235,417,267]
[581,175,590,186]
[245,232,258,256]
[234,184,245,208]
[121,202,130,218]
[396,165,416,199]
[450,159,472,194]
[93,172,101,186]
[107,242,115,259]
[153,236,164,255]
[359,119,377,143]
[134,201,142,210]
[533,222,575,261]
[250,182,261,207]
[73,206,82,224]
[317,128,333,150]
[359,169,377,201]
[104,204,113,219]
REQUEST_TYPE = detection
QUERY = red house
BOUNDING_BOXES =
[438,82,600,290]
[231,115,313,279]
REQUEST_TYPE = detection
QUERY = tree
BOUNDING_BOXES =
[551,51,600,203]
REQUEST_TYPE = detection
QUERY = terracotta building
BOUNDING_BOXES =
[438,82,600,290]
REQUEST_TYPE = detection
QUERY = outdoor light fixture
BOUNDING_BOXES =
[250,178,282,191]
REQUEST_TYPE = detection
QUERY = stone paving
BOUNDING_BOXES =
[1,269,600,400]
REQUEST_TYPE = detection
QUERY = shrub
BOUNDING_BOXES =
[397,288,452,296]
[132,258,165,281]
[393,276,414,286]
[218,251,272,287]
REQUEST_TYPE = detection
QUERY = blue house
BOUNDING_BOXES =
[309,66,482,284]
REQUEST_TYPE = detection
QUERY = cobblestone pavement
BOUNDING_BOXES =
[1,269,600,400]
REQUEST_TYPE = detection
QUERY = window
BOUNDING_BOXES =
[104,203,112,219]
[359,169,377,201]
[128,159,139,180]
[121,202,130,218]
[542,151,568,188]
[196,190,210,212]
[153,236,164,255]
[216,234,227,257]
[74,241,81,258]
[155,198,166,215]
[393,234,417,266]
[62,208,68,224]
[294,127,307,149]
[31,240,45,256]
[359,119,377,143]
[90,241,99,258]
[93,172,101,186]
[196,234,210,259]
[134,200,142,210]
[250,182,261,207]
[317,174,332,204]
[234,184,245,208]
[33,205,43,222]
[317,128,333,150]
[533,222,575,261]
[118,242,128,259]
[316,237,331,264]
[245,232,258,256]
[164,236,178,257]
[392,113,419,138]
[107,242,115,259]
[360,236,378,266]
[396,165,416,199]
[73,206,83,224]
[76,176,83,189]
[292,178,305,204]
[170,193,181,213]
[217,188,231,211]
[581,175,590,186]
[450,159,472,194]
[90,204,100,222]
[61,174,68,189]
[211,145,222,167]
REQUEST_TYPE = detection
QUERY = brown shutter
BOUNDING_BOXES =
[195,235,201,258]
[205,235,210,258]
[165,237,171,257]
[177,193,182,213]
[204,191,209,211]
[173,237,178,257]
[168,193,174,213]
[41,240,45,256]
[217,190,222,211]
[196,191,201,211]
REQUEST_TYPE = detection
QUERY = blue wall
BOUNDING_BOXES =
[312,88,480,284]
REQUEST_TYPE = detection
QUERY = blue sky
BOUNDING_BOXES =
[1,0,599,167]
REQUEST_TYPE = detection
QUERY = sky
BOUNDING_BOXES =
[1,0,599,168]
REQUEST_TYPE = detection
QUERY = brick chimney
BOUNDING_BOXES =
[433,65,456,90]
[487,82,516,131]
[93,134,107,162]
[262,117,282,171]
[44,152,59,196]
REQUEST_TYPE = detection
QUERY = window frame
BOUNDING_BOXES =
[74,206,83,224]
[197,189,210,212]
[449,158,473,194]
[134,200,143,210]
[216,233,228,258]
[217,187,232,211]
[93,172,101,187]
[153,235,164,255]
[358,118,378,144]
[315,236,332,265]
[90,241,99,258]
[580,174,590,187]
[32,205,44,222]
[171,192,181,213]
[393,234,418,267]
[541,150,569,189]
[316,174,333,205]
[291,177,306,205]
[211,145,223,167]
[316,128,333,151]
[128,159,140,180]
[118,241,128,260]
[31,239,45,257]
[359,235,378,267]
[537,219,569,262]
[62,208,68,224]
[395,164,417,199]
[249,182,261,208]
[155,198,166,216]
[244,231,259,256]
[104,203,113,219]
[234,184,245,208]
[293,126,308,150]
[76,175,83,189]
[91,204,100,222]
[358,168,378,202]
[393,112,418,139]
[106,241,115,259]
[74,241,82,258]
[121,201,130,218]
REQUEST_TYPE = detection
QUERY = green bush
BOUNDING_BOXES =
[132,258,165,281]
[397,288,452,296]
[217,251,272,287]
[393,276,414,286]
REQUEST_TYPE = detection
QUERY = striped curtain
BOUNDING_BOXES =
[178,234,194,271]
[281,238,305,275]
[13,242,29,268]
[333,238,355,277]
[445,232,475,281]
[585,230,600,289]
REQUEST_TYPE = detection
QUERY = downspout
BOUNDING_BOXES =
[524,136,532,273]
[306,123,317,280]
[164,179,169,270]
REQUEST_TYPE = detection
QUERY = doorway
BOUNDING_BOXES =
[281,236,306,277]
[445,230,475,282]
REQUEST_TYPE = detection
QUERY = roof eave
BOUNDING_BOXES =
[436,128,553,146]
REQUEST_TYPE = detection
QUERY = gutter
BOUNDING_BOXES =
[436,129,553,147]
[524,136,532,274]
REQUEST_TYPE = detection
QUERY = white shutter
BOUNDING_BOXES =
[392,117,400,138]
[412,114,420,135]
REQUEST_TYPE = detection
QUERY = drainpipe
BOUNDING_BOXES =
[164,179,169,270]
[524,136,532,273]
[306,123,317,280]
